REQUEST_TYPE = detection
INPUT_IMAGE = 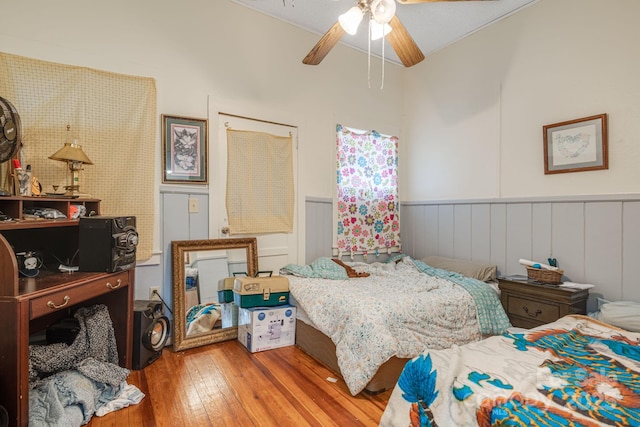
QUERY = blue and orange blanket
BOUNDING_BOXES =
[380,315,640,426]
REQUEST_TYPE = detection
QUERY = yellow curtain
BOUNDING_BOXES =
[226,129,294,234]
[0,52,156,260]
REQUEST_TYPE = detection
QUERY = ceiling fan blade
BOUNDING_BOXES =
[302,21,346,65]
[387,15,425,67]
[397,0,497,3]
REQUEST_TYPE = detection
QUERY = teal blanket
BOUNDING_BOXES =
[412,258,511,335]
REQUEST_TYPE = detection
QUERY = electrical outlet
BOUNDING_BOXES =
[149,286,160,301]
[188,198,199,213]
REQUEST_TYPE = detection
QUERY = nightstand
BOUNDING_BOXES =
[498,276,589,328]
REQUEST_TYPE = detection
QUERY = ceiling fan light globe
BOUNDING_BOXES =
[338,6,364,35]
[371,0,396,25]
[370,21,392,40]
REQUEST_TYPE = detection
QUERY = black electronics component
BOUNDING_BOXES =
[0,96,21,164]
[133,300,170,370]
[0,404,7,427]
[78,216,138,272]
[46,317,81,345]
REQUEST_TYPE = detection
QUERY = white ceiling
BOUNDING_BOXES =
[230,0,538,66]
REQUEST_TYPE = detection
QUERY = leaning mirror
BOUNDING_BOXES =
[171,238,258,351]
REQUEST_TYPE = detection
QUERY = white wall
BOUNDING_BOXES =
[0,0,405,252]
[402,0,640,201]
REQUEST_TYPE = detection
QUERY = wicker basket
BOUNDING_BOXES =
[526,266,563,285]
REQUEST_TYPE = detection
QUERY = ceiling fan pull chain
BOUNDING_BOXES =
[367,18,372,89]
[381,31,385,90]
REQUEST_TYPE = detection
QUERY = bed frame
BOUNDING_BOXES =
[295,319,410,394]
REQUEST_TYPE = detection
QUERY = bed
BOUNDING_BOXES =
[280,255,511,396]
[379,314,640,426]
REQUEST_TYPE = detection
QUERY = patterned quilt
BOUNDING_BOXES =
[380,315,640,426]
[282,257,509,395]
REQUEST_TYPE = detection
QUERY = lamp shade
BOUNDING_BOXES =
[371,0,396,24]
[339,6,364,35]
[49,142,93,165]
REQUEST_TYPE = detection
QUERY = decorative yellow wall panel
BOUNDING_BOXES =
[226,129,294,234]
[0,52,156,260]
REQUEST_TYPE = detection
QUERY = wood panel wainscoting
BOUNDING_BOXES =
[87,340,391,427]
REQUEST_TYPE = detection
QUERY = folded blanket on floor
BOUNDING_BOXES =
[28,363,138,427]
[29,370,97,427]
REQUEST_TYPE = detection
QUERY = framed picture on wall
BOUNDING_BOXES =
[543,113,608,174]
[162,114,208,184]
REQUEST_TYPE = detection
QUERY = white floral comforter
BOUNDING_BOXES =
[286,258,485,395]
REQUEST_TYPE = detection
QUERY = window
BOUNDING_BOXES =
[336,124,400,257]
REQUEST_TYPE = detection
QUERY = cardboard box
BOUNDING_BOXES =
[233,276,290,308]
[237,305,296,353]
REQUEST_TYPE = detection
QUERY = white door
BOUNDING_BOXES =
[210,112,298,275]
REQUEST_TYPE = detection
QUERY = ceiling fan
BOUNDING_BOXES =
[302,0,496,68]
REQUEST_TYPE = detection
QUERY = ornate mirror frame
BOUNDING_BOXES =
[171,237,258,351]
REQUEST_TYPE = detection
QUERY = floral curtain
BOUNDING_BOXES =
[336,124,400,257]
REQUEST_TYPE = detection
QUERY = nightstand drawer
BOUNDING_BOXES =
[30,272,129,319]
[507,296,559,324]
[498,277,589,328]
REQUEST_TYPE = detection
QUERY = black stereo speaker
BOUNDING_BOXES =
[78,216,138,272]
[133,300,170,370]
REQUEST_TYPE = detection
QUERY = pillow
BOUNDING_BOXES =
[385,253,409,264]
[420,255,497,282]
[593,299,640,332]
[280,257,349,280]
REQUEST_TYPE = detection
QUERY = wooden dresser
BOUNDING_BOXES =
[0,196,133,427]
[498,276,589,328]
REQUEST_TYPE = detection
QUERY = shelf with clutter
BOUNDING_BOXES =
[1,130,97,232]
[0,195,100,229]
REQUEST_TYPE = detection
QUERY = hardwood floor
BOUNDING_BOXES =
[87,341,391,427]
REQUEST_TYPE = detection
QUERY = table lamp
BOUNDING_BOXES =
[49,126,93,197]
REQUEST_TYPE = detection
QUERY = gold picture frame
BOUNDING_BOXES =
[543,113,608,174]
[171,238,258,351]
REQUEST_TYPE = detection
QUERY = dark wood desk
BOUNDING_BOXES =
[0,197,133,426]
